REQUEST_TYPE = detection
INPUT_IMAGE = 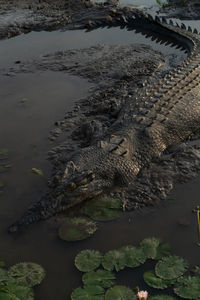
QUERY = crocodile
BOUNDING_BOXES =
[8,9,200,232]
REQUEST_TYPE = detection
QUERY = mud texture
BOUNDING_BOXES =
[0,0,121,40]
[10,43,200,211]
[161,0,200,19]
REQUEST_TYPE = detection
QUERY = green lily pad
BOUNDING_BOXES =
[0,261,5,268]
[31,168,43,176]
[0,269,8,282]
[58,218,97,241]
[102,250,126,272]
[140,237,161,259]
[143,270,175,289]
[0,283,33,300]
[71,285,104,300]
[8,262,45,287]
[192,266,200,275]
[75,250,102,272]
[121,246,146,267]
[173,275,200,299]
[82,269,115,288]
[82,196,122,221]
[155,255,188,280]
[148,295,177,300]
[154,243,172,260]
[105,285,136,300]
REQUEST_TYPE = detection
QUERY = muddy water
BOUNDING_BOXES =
[0,20,200,300]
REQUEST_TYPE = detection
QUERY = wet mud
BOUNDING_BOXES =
[161,0,200,20]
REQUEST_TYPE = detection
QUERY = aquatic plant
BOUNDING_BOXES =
[75,250,102,272]
[143,270,175,289]
[105,285,136,300]
[193,206,200,246]
[58,217,97,241]
[71,237,198,300]
[155,255,188,280]
[82,269,115,288]
[8,262,45,287]
[82,196,122,221]
[0,262,45,299]
[71,285,104,300]
[173,275,200,299]
[137,290,148,300]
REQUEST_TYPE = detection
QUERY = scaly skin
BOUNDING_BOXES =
[9,9,200,232]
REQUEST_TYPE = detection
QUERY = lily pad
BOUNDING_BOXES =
[71,285,104,300]
[8,262,45,287]
[58,218,97,241]
[82,269,115,288]
[121,246,146,267]
[148,296,177,300]
[143,270,175,289]
[30,168,43,176]
[0,261,5,268]
[105,285,136,300]
[102,250,126,272]
[155,243,172,260]
[0,268,8,282]
[173,275,200,299]
[75,250,102,272]
[0,283,33,300]
[140,237,161,259]
[82,196,122,221]
[155,255,188,280]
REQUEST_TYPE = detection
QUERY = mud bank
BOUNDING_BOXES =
[161,0,200,19]
[0,0,125,40]
[9,41,199,213]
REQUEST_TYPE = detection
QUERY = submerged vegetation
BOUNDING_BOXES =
[71,237,200,300]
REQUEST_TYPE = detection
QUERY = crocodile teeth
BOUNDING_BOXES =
[169,20,173,26]
[193,28,198,34]
[155,16,160,23]
[181,23,186,30]
[188,26,192,32]
[147,13,153,21]
[176,22,180,28]
[162,17,167,24]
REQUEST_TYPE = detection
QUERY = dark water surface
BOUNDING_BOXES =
[0,19,200,300]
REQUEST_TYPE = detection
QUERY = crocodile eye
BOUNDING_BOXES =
[66,182,77,191]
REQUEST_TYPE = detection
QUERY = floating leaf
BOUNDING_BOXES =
[8,262,45,287]
[82,269,115,288]
[155,243,172,260]
[71,285,104,300]
[192,266,200,275]
[155,256,188,280]
[0,268,8,282]
[140,237,160,259]
[0,261,5,268]
[148,295,177,300]
[143,270,175,289]
[105,285,136,300]
[102,250,126,272]
[121,246,146,267]
[58,218,97,242]
[75,250,102,272]
[82,196,122,221]
[30,168,43,176]
[0,283,33,300]
[174,275,200,299]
